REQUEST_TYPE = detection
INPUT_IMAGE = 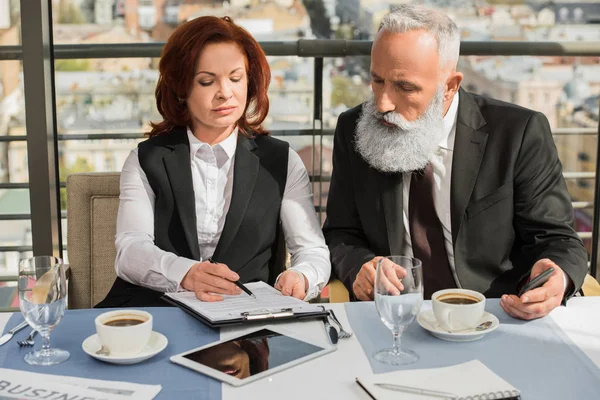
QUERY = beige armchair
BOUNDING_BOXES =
[66,173,120,309]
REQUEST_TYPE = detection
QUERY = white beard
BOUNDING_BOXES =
[354,88,445,173]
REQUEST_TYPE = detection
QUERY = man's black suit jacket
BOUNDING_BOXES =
[323,89,588,299]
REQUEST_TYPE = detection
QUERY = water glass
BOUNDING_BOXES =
[374,256,423,365]
[18,256,70,366]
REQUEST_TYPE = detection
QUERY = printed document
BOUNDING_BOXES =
[0,368,161,400]
[165,281,322,322]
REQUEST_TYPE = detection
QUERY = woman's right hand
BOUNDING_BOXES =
[180,261,242,301]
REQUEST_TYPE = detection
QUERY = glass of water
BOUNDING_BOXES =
[18,256,70,366]
[374,256,423,365]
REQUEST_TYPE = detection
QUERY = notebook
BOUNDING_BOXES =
[162,281,329,328]
[356,360,520,400]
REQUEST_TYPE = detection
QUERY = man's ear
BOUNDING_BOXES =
[444,71,463,101]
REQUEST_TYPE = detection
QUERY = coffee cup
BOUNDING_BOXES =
[95,310,153,357]
[431,289,485,332]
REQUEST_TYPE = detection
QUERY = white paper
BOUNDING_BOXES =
[356,360,520,400]
[165,281,323,322]
[0,368,161,400]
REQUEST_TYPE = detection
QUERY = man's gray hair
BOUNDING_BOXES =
[379,4,460,69]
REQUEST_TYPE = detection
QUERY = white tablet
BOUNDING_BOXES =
[170,324,335,386]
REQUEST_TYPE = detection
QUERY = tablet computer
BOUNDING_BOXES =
[170,324,335,386]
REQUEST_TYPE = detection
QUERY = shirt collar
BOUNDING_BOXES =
[186,126,238,160]
[438,91,460,151]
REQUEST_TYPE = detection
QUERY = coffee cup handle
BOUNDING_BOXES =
[439,309,453,331]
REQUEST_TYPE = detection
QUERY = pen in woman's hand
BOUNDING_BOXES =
[232,281,256,299]
[208,259,256,299]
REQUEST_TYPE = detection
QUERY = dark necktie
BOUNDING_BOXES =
[409,163,456,299]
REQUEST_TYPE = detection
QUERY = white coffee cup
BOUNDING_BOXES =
[431,289,485,332]
[95,310,153,357]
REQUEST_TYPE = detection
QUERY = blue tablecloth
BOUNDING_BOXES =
[346,299,600,400]
[0,308,220,399]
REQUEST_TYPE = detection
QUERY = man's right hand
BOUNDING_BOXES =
[352,257,406,301]
[180,261,242,302]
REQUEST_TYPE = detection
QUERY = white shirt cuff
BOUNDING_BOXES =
[275,264,324,302]
[562,270,570,294]
[165,257,198,293]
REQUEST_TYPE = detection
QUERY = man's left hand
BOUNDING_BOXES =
[500,258,566,320]
[275,270,308,300]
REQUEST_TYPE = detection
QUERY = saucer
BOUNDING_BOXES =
[82,331,168,365]
[417,310,499,342]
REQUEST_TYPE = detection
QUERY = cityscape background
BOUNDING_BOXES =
[0,0,599,305]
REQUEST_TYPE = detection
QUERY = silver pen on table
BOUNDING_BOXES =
[374,383,457,399]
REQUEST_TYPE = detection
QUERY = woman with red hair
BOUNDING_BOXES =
[97,16,330,307]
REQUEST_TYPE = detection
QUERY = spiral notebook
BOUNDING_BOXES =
[356,360,520,400]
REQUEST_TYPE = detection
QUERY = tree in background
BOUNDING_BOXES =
[55,59,91,72]
[302,0,332,39]
[57,0,87,24]
[59,157,94,210]
[334,23,354,40]
[331,75,370,109]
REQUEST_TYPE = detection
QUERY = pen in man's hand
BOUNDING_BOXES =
[208,258,256,299]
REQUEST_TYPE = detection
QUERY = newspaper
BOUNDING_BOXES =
[0,368,161,400]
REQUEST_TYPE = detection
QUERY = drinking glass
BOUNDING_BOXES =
[18,256,70,366]
[374,256,423,365]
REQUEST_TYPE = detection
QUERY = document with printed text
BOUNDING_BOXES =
[0,368,161,400]
[165,281,323,322]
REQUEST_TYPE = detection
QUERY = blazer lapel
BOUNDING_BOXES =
[378,171,404,256]
[162,130,201,261]
[450,89,488,245]
[212,135,259,261]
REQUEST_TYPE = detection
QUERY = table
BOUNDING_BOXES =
[2,297,600,399]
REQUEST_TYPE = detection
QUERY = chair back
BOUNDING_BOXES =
[66,172,120,309]
[582,274,600,296]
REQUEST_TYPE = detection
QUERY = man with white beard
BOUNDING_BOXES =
[323,5,587,320]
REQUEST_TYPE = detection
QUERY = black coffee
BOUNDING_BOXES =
[104,317,146,327]
[438,295,480,305]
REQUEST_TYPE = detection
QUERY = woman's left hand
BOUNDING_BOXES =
[275,270,307,300]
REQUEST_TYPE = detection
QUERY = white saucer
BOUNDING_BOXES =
[82,331,168,365]
[417,310,499,342]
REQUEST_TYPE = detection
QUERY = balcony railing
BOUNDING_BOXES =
[1,33,599,307]
[3,40,600,60]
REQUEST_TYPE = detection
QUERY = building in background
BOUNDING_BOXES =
[551,1,600,25]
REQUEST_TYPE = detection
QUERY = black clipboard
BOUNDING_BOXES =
[161,295,330,329]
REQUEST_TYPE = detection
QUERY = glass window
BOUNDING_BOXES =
[573,8,584,23]
[2,0,597,305]
[559,7,569,23]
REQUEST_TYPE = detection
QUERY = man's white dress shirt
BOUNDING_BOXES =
[401,93,460,285]
[115,128,331,301]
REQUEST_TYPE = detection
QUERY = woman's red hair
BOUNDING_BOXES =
[149,16,270,137]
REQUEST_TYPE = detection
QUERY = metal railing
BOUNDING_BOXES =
[3,40,600,60]
[0,127,595,220]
